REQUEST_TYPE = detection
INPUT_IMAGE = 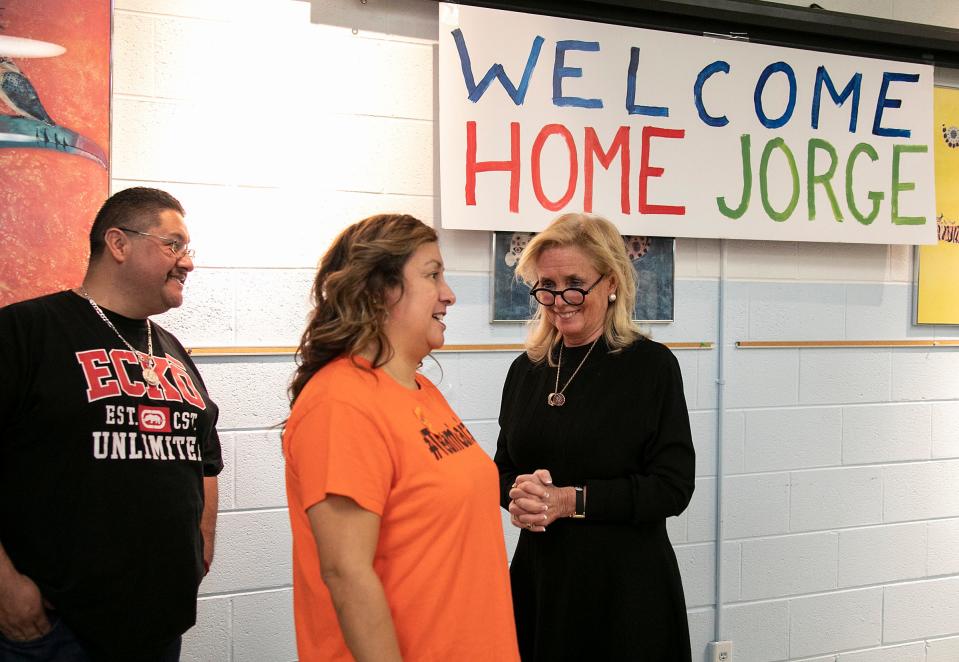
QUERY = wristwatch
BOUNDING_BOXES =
[571,485,586,518]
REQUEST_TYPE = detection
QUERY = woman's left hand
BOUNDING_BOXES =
[507,470,574,533]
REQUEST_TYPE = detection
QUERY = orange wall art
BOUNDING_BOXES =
[0,0,110,306]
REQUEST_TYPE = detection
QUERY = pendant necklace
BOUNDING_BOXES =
[78,287,161,387]
[547,336,600,407]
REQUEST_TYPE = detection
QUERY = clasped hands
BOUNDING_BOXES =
[508,469,574,533]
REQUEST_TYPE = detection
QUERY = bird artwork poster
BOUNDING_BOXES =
[0,0,110,306]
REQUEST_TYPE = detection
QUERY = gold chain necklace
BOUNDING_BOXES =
[78,288,161,387]
[547,337,600,407]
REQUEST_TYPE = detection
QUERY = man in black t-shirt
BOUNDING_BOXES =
[0,188,222,662]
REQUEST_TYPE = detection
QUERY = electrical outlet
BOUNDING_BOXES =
[708,640,733,662]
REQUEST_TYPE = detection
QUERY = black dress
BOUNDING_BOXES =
[494,337,695,662]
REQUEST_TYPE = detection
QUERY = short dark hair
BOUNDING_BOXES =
[88,187,185,259]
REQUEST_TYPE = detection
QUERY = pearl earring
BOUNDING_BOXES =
[608,293,617,302]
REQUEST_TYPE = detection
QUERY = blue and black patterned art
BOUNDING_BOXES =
[490,231,674,322]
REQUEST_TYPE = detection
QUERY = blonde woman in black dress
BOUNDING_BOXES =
[494,212,695,661]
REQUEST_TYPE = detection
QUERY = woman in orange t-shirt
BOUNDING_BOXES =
[283,214,519,662]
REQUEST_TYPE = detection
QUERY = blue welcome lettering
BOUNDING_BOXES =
[811,66,862,133]
[451,28,544,105]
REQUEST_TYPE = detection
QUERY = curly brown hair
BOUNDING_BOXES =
[288,214,438,406]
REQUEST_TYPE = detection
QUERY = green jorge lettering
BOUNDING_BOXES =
[717,134,751,219]
[892,144,928,225]
[807,138,842,222]
[845,143,883,225]
[760,137,799,222]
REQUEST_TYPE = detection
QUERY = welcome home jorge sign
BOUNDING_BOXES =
[438,3,935,244]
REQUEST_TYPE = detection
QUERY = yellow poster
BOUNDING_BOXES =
[917,87,959,324]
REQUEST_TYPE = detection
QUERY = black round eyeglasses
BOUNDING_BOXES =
[529,274,605,306]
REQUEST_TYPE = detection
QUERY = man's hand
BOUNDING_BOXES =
[0,569,50,641]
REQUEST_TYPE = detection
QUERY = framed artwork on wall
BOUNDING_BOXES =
[490,231,675,323]
[915,86,959,325]
[0,0,111,307]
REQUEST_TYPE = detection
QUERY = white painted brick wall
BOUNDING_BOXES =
[438,352,518,420]
[789,467,882,532]
[686,477,716,542]
[927,635,959,662]
[837,522,927,588]
[927,518,959,577]
[726,349,800,408]
[795,242,889,283]
[721,280,750,339]
[723,600,789,661]
[677,348,702,409]
[202,510,292,595]
[194,359,295,429]
[181,598,231,662]
[685,608,715,659]
[695,350,719,410]
[841,402,931,464]
[725,240,798,279]
[232,590,297,662]
[744,407,842,472]
[233,270,314,346]
[675,542,742,607]
[462,418,499,453]
[883,460,959,522]
[845,284,929,340]
[748,283,845,341]
[156,269,237,346]
[675,543,715,609]
[789,587,883,657]
[688,408,746,477]
[883,576,959,643]
[660,279,719,342]
[667,509,687,544]
[837,642,925,662]
[741,533,838,600]
[724,473,790,539]
[798,349,892,405]
[216,433,236,511]
[234,430,287,509]
[108,0,959,659]
[892,351,959,401]
[932,401,959,458]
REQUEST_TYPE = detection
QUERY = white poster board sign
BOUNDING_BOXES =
[438,3,936,244]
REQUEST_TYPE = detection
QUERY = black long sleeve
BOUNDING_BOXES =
[494,338,695,524]
[493,337,695,660]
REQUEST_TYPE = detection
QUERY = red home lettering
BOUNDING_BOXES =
[639,126,686,215]
[466,121,520,212]
[531,124,577,211]
[584,126,630,213]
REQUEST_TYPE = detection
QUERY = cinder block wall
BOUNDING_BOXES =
[110,0,959,660]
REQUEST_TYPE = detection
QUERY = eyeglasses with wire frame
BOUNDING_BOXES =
[529,274,606,306]
[118,226,195,260]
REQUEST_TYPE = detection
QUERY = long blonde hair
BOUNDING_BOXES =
[516,213,643,364]
[288,214,437,406]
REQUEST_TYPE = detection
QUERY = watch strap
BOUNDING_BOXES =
[571,485,586,518]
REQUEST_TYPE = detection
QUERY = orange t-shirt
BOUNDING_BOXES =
[283,357,519,662]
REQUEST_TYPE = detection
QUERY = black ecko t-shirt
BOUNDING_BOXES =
[0,291,223,660]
